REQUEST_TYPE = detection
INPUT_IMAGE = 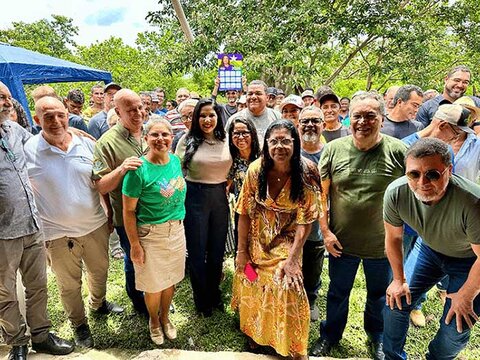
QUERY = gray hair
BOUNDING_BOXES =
[140,91,152,101]
[299,105,324,119]
[178,98,199,113]
[248,80,268,92]
[350,90,386,116]
[393,85,423,106]
[405,138,451,167]
[447,65,471,78]
[145,116,172,133]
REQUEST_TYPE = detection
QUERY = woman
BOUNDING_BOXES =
[219,54,233,70]
[10,98,32,132]
[175,98,232,317]
[122,118,186,345]
[231,120,320,359]
[166,100,177,112]
[227,117,261,252]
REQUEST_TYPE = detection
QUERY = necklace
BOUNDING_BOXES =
[204,139,216,145]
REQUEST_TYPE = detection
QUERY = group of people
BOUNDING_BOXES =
[1,63,480,360]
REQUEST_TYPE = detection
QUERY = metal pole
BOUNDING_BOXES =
[171,0,194,43]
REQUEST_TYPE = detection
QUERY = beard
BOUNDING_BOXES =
[302,132,319,143]
[445,86,466,101]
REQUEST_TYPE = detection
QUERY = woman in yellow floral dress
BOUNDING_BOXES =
[231,119,321,359]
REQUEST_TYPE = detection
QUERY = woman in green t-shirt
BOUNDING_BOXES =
[122,118,186,346]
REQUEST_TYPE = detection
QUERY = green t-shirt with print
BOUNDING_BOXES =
[384,174,480,258]
[319,135,407,258]
[122,154,186,225]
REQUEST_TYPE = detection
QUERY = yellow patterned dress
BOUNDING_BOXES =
[231,158,320,356]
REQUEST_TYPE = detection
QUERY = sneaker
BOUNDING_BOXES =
[32,332,74,355]
[91,300,124,315]
[372,341,385,360]
[410,309,426,327]
[310,304,320,322]
[74,323,94,348]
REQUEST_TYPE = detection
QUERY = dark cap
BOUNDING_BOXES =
[266,87,278,96]
[319,93,340,106]
[104,82,122,92]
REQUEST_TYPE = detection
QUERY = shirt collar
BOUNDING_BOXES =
[37,131,81,152]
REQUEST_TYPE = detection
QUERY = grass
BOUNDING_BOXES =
[46,256,480,359]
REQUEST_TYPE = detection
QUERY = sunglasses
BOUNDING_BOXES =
[406,167,449,182]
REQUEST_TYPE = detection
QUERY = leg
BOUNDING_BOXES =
[159,286,175,325]
[46,237,86,327]
[184,183,210,313]
[404,238,427,310]
[383,243,445,360]
[363,257,392,342]
[115,226,147,314]
[427,256,479,360]
[320,253,360,343]
[81,223,109,310]
[144,292,162,329]
[206,185,228,309]
[302,240,325,308]
[0,237,30,346]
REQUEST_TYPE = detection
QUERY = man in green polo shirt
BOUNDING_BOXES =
[92,89,148,315]
[311,91,407,360]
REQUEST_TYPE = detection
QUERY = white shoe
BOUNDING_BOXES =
[150,327,164,345]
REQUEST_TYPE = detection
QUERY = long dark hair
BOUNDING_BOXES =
[228,117,261,162]
[259,119,304,202]
[182,98,226,171]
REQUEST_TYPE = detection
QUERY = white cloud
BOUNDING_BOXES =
[0,0,162,46]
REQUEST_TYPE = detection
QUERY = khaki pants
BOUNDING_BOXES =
[45,222,109,327]
[0,232,51,346]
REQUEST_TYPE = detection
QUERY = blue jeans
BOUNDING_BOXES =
[115,226,147,314]
[403,235,426,310]
[320,253,392,343]
[384,242,480,360]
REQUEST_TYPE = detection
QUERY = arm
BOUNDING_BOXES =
[318,178,343,257]
[122,195,144,265]
[385,221,411,310]
[212,76,220,98]
[235,214,252,269]
[445,243,480,332]
[94,156,144,195]
[100,193,114,233]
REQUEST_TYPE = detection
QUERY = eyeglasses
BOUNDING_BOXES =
[299,117,323,125]
[267,138,294,147]
[232,131,251,138]
[406,167,449,182]
[0,137,16,162]
[448,123,461,137]
[181,113,193,122]
[148,132,172,139]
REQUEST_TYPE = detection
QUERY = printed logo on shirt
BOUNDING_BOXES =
[157,176,185,198]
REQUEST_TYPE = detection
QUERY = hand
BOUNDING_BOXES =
[119,157,143,175]
[279,258,303,292]
[214,76,220,88]
[130,243,145,265]
[324,231,343,257]
[235,250,251,270]
[68,128,96,142]
[445,291,479,332]
[242,75,247,89]
[386,279,411,310]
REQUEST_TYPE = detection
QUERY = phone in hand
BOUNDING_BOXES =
[244,263,258,282]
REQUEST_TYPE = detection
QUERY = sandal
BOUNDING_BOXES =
[111,247,124,260]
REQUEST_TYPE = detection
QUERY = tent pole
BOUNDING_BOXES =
[171,0,194,42]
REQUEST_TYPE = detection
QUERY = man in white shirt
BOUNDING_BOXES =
[24,96,123,349]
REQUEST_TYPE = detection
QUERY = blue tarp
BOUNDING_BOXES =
[0,43,112,123]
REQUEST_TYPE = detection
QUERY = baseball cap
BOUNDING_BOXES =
[104,82,122,92]
[277,89,285,96]
[454,96,480,121]
[318,93,340,106]
[266,87,278,96]
[301,89,314,99]
[434,104,475,134]
[236,95,247,104]
[280,95,305,111]
[151,92,159,103]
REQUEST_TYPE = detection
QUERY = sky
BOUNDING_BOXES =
[0,0,163,46]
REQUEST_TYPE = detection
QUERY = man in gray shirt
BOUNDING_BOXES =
[0,83,74,360]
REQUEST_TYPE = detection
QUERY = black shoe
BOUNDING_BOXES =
[8,345,28,360]
[310,337,333,357]
[372,341,385,360]
[32,332,74,355]
[91,300,124,315]
[74,323,94,348]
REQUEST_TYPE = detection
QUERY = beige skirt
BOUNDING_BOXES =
[134,220,186,293]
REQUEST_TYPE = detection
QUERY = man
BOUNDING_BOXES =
[0,82,74,360]
[384,86,401,112]
[164,87,191,136]
[154,88,168,115]
[88,82,122,140]
[227,80,282,143]
[64,89,88,133]
[298,105,325,322]
[92,89,148,316]
[266,87,277,108]
[339,97,350,126]
[24,96,123,348]
[140,91,152,118]
[82,84,104,121]
[212,76,241,121]
[172,98,198,152]
[422,89,439,103]
[311,92,407,359]
[236,95,247,111]
[302,88,315,107]
[280,94,304,125]
[275,89,285,107]
[318,92,350,142]
[381,85,424,139]
[383,138,480,360]
[416,65,480,127]
[150,92,160,114]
